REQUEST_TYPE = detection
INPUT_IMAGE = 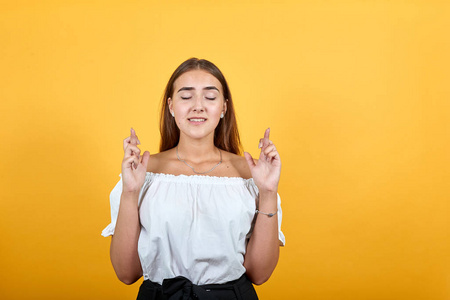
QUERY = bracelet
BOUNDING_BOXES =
[255,209,277,217]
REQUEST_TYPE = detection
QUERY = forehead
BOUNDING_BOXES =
[173,70,223,93]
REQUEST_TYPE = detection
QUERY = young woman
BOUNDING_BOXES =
[102,58,285,300]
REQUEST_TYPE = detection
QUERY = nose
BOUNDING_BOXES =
[192,96,205,112]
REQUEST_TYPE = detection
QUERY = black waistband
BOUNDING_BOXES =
[137,274,257,300]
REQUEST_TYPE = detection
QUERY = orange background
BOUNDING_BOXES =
[1,1,449,299]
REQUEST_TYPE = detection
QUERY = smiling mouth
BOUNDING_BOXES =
[188,118,207,122]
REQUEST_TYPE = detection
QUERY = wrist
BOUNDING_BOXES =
[259,189,278,197]
[122,182,143,195]
[121,191,140,202]
[257,192,277,211]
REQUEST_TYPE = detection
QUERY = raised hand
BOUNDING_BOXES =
[244,128,281,193]
[121,128,150,194]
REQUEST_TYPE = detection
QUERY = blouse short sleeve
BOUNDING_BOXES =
[101,175,123,237]
[246,192,286,246]
[277,193,286,246]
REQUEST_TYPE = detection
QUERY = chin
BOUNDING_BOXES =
[180,127,215,140]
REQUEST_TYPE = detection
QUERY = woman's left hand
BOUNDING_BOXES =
[244,128,281,193]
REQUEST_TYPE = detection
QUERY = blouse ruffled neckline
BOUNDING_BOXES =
[144,172,255,185]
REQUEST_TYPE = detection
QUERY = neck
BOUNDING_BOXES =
[176,135,219,164]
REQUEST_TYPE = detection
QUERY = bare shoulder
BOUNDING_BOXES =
[146,149,178,174]
[219,151,252,179]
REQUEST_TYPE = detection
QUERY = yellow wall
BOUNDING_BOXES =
[1,1,448,299]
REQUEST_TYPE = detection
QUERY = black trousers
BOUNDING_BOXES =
[136,274,259,300]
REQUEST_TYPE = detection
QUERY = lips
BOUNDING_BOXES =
[188,118,207,122]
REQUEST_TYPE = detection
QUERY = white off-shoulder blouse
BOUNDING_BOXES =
[102,172,285,285]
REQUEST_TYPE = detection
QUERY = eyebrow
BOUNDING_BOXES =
[177,86,220,93]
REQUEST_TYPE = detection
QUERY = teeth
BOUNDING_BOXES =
[190,118,206,122]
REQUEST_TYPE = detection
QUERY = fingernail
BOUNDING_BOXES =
[258,141,262,148]
[137,139,141,145]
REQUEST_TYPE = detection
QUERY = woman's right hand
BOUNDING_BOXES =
[121,128,150,195]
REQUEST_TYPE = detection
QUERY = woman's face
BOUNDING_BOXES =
[168,69,227,141]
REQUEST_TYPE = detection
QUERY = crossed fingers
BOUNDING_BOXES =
[258,128,278,162]
[123,128,141,169]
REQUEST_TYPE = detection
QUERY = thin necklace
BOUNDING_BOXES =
[176,146,222,174]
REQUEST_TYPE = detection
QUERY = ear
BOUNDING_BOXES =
[223,99,228,114]
[168,97,173,114]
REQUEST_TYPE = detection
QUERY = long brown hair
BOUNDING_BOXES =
[159,58,242,155]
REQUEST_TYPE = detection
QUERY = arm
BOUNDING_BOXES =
[243,128,282,285]
[110,192,142,285]
[110,128,149,285]
[243,191,280,285]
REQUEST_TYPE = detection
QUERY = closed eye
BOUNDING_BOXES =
[181,96,192,100]
[205,97,216,100]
